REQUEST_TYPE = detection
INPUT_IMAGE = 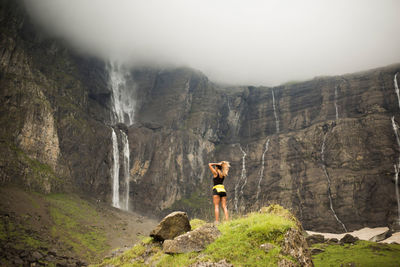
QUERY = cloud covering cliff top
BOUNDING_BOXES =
[23,0,400,86]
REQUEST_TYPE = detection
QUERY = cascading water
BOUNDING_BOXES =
[234,145,247,212]
[111,128,120,209]
[392,72,400,224]
[334,86,339,121]
[321,131,347,232]
[108,61,135,211]
[121,131,130,211]
[109,62,136,126]
[256,139,270,202]
[394,73,400,110]
[272,88,280,134]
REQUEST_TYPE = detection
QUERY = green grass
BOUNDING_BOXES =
[312,240,400,267]
[96,205,297,267]
[46,194,109,261]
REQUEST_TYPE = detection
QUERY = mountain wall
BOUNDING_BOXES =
[1,0,399,233]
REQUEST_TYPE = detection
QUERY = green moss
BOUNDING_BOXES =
[312,240,400,267]
[95,205,298,267]
[190,219,207,230]
[46,194,109,261]
[203,212,295,266]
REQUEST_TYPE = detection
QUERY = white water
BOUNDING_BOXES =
[392,72,400,224]
[271,88,280,134]
[334,86,339,121]
[321,132,347,232]
[121,131,130,211]
[234,145,247,212]
[395,164,400,222]
[256,139,270,202]
[394,73,400,110]
[109,62,136,126]
[111,128,121,209]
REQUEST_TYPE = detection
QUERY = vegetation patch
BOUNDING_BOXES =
[46,194,109,262]
[94,205,297,267]
[312,240,400,267]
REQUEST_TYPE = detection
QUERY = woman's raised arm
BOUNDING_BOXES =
[208,162,219,177]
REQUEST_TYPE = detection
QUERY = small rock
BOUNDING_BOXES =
[31,251,43,260]
[325,238,339,244]
[340,234,358,244]
[150,211,191,241]
[189,259,233,267]
[260,243,275,252]
[306,234,325,246]
[311,248,325,255]
[369,230,392,242]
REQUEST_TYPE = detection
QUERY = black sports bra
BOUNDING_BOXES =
[213,173,225,186]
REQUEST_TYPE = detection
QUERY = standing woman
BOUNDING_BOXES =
[208,161,230,223]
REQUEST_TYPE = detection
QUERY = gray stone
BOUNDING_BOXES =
[369,230,392,242]
[189,259,233,267]
[150,211,191,241]
[311,248,325,255]
[306,234,325,246]
[163,223,220,254]
[340,234,359,244]
[260,243,275,252]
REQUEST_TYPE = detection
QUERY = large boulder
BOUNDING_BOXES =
[163,223,221,254]
[150,211,191,241]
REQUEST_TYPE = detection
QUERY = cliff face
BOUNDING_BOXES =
[0,0,113,198]
[128,64,400,233]
[1,0,399,233]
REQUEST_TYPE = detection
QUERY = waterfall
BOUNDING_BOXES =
[121,131,130,211]
[394,73,400,110]
[321,132,347,232]
[111,128,120,209]
[392,72,400,224]
[108,61,135,211]
[272,89,280,133]
[334,86,339,121]
[234,145,247,212]
[109,62,136,126]
[256,139,270,202]
[395,164,400,223]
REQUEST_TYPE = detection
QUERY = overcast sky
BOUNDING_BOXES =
[23,0,400,86]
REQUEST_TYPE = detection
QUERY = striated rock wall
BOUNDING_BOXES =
[1,0,400,232]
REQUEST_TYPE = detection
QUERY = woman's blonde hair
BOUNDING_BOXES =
[220,161,230,177]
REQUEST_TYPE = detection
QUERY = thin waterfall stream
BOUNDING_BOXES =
[321,131,347,232]
[234,145,247,212]
[256,139,270,202]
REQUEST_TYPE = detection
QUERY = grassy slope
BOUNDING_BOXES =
[94,205,298,267]
[312,241,400,267]
[0,186,156,266]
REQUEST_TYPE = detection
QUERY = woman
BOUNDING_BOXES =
[208,161,230,223]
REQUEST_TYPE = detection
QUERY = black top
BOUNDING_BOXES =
[213,173,225,186]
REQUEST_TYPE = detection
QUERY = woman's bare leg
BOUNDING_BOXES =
[213,195,220,222]
[221,197,229,221]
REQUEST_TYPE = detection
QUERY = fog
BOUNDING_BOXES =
[23,0,400,86]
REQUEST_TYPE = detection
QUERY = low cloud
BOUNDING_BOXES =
[23,0,400,86]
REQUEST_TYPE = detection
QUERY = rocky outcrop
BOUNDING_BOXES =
[163,223,220,254]
[150,211,191,241]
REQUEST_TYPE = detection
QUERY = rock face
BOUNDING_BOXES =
[150,211,191,241]
[1,0,400,233]
[163,223,220,253]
